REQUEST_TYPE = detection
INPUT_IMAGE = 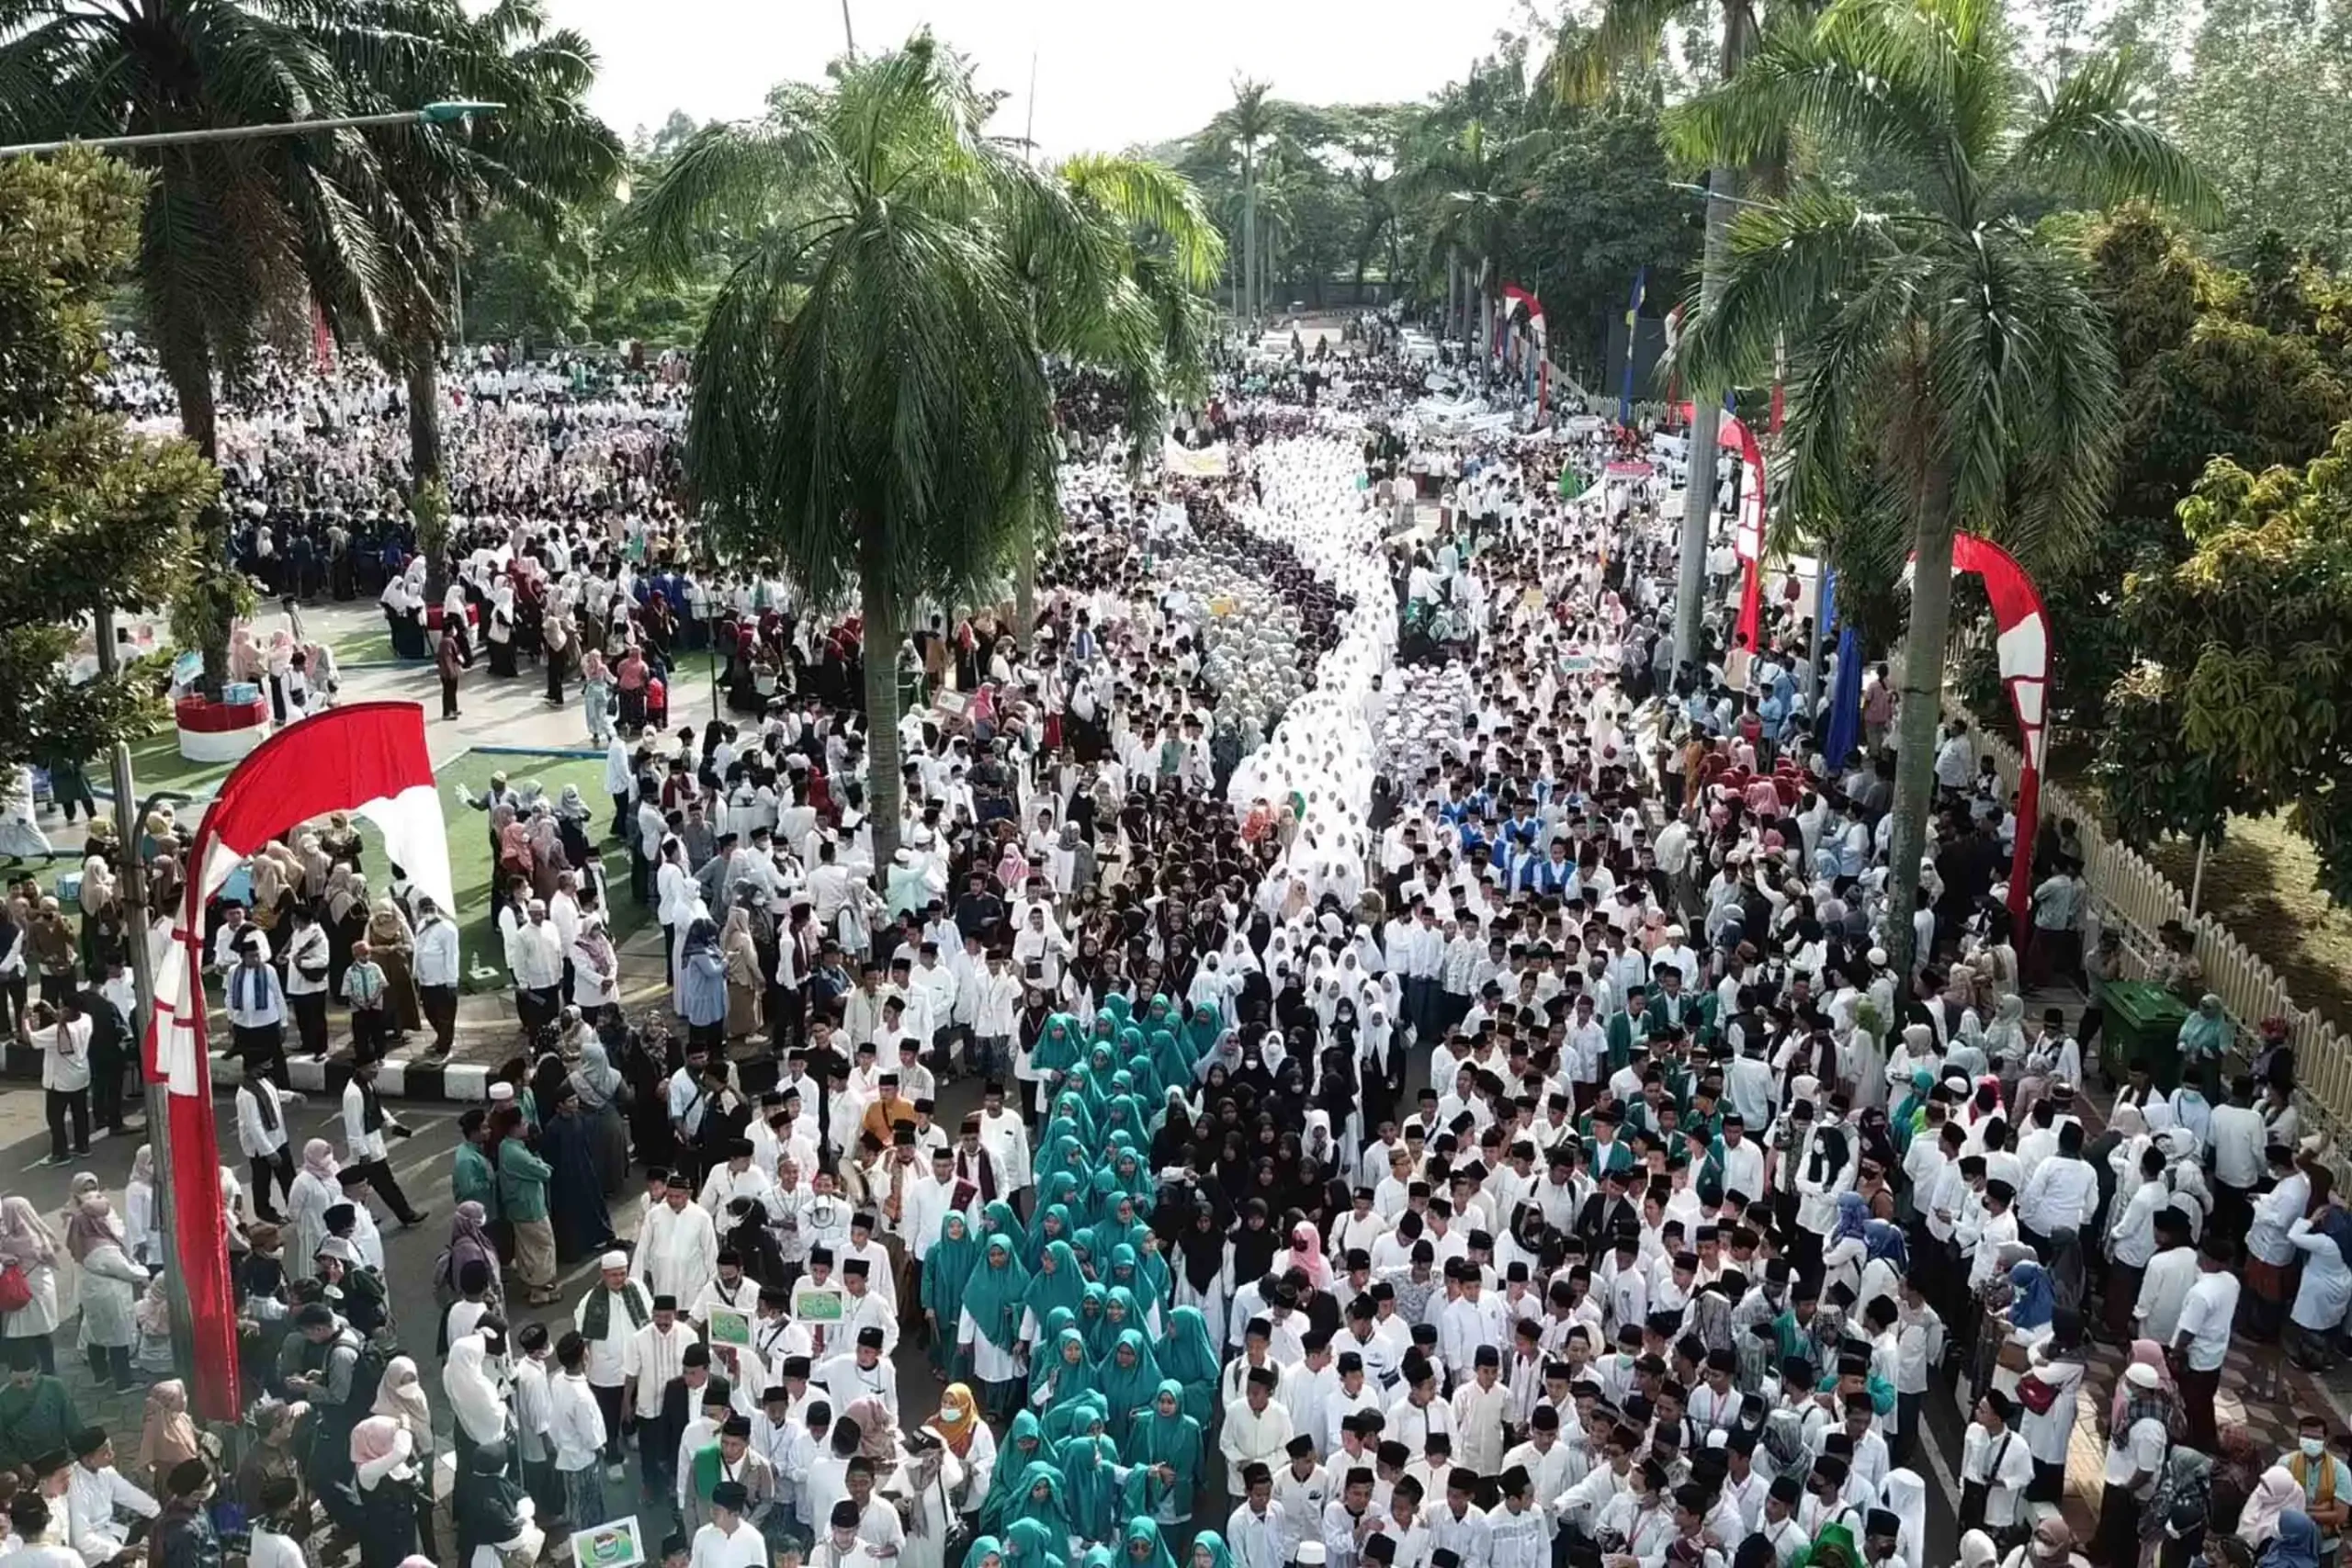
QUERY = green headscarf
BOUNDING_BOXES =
[1023,1239,1084,1325]
[1125,1379,1205,1521]
[1147,1029,1190,1098]
[1042,1387,1108,1447]
[922,1212,980,1329]
[1095,1327,1168,1445]
[1034,1012,1083,1077]
[977,1416,1044,1533]
[961,1233,1032,1352]
[1159,1304,1222,1423]
[1183,1005,1221,1066]
[1028,1200,1079,1270]
[1122,1517,1179,1568]
[1004,1517,1069,1568]
[1056,1427,1127,1543]
[1029,1325,1101,1405]
[1004,1459,1074,1540]
[1078,1281,1115,1361]
[1088,1192,1144,1261]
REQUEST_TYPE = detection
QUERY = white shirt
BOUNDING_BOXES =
[65,1463,156,1562]
[2016,1156,2098,1236]
[1961,1422,2034,1529]
[508,920,565,990]
[247,1525,305,1568]
[690,1519,772,1568]
[35,1017,91,1093]
[223,963,287,1029]
[2172,1269,2241,1371]
[1227,1501,1288,1568]
[413,916,461,988]
[341,1077,391,1163]
[281,924,332,997]
[550,1370,609,1471]
[235,1078,291,1158]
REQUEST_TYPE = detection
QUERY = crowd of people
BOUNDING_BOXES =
[4,315,2348,1568]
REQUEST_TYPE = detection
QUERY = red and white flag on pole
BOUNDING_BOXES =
[148,701,451,1420]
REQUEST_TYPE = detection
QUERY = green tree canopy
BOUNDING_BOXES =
[1668,0,2215,973]
[2101,422,2352,902]
[622,33,1215,874]
[0,152,216,794]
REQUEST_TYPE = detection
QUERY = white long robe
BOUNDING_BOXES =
[637,1198,720,1306]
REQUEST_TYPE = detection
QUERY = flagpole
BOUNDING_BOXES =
[94,607,196,1382]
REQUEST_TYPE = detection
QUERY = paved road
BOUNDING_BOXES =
[0,1080,959,1539]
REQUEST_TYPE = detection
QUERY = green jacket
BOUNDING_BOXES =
[497,1139,552,1223]
[454,1142,499,1219]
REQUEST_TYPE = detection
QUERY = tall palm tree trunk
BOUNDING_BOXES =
[859,530,904,888]
[161,332,231,694]
[1015,535,1037,645]
[1673,2,1756,673]
[406,350,452,602]
[1884,510,1956,976]
[1242,152,1259,331]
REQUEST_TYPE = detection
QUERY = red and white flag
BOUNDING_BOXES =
[147,701,450,1419]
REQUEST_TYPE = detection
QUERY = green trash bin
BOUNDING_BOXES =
[2098,979,2190,1090]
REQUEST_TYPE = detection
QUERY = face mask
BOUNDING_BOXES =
[2304,1438,2327,1457]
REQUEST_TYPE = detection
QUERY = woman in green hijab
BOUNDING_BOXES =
[1042,1387,1109,1447]
[1028,1325,1100,1412]
[959,1232,1032,1420]
[1158,1305,1222,1424]
[977,1416,1044,1533]
[1182,1004,1221,1068]
[1093,1328,1167,1448]
[1077,1281,1115,1361]
[1120,1517,1179,1568]
[1185,1532,1235,1568]
[1146,1031,1190,1101]
[1033,1011,1083,1085]
[1004,1516,1069,1568]
[1023,1239,1085,1325]
[1056,1405,1128,1545]
[1027,1200,1080,1271]
[1003,1459,1075,1541]
[1089,1191,1146,1264]
[968,1537,1010,1568]
[1124,1380,1205,1524]
[921,1211,980,1381]
[1104,1250,1163,1330]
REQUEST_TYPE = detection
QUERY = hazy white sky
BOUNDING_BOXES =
[540,0,1532,155]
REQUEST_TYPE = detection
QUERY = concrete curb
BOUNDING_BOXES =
[0,1034,524,1104]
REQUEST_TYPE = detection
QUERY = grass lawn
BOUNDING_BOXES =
[117,723,237,803]
[333,625,408,665]
[2043,739,2352,1031]
[368,749,651,991]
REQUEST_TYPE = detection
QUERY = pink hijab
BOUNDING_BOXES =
[2109,1337,2175,1427]
[1285,1223,1329,1288]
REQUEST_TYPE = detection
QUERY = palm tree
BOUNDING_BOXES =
[355,0,623,589]
[1202,76,1279,325]
[1668,0,2215,974]
[619,34,1199,878]
[1008,153,1224,631]
[1551,0,1781,672]
[0,0,416,686]
[1408,118,1545,354]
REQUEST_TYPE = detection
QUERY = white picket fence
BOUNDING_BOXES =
[1952,697,2352,1151]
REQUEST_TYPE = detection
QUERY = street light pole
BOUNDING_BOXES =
[0,101,503,159]
[92,608,195,1382]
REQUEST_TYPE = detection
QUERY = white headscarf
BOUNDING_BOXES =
[441,1332,508,1446]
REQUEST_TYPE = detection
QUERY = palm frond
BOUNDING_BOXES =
[2000,48,2222,222]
